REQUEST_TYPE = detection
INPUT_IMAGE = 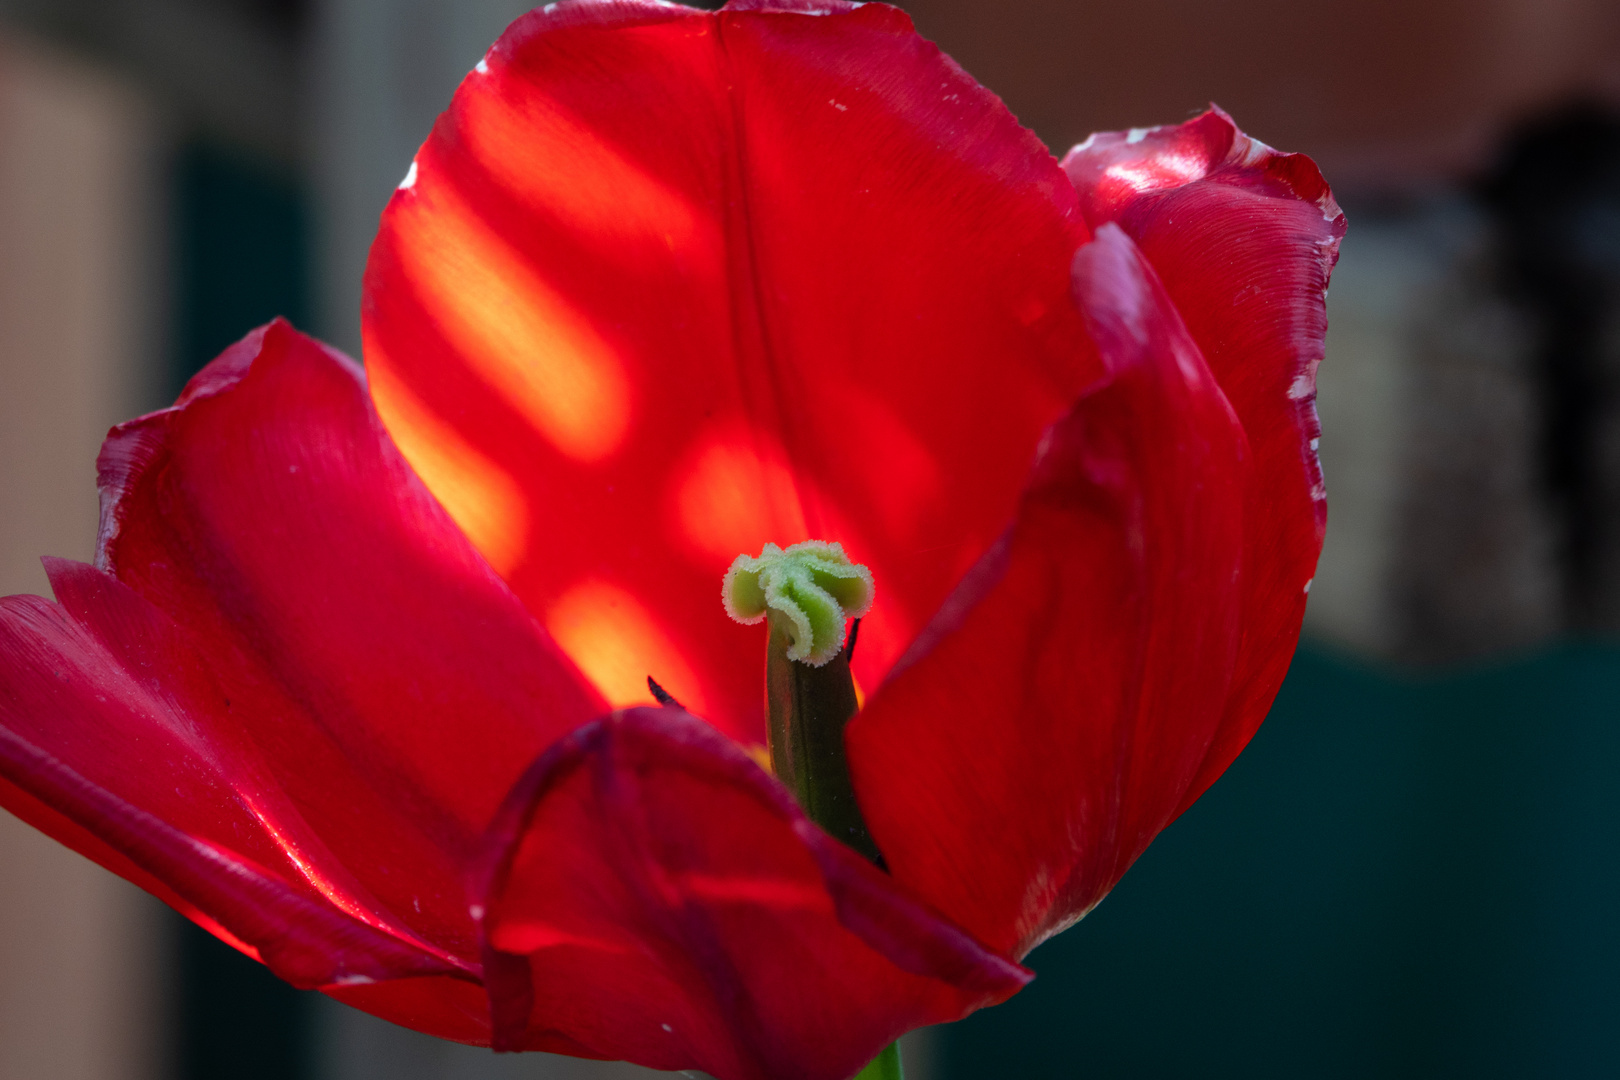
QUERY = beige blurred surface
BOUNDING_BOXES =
[0,32,168,1080]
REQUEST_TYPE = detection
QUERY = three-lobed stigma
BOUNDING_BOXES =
[721,540,874,667]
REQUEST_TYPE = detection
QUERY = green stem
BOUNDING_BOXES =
[765,616,884,866]
[853,1041,904,1080]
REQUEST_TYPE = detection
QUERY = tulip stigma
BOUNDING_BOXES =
[722,541,873,666]
[722,541,884,867]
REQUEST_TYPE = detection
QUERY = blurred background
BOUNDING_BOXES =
[0,0,1617,1077]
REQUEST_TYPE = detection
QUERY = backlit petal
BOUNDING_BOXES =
[1062,107,1345,811]
[85,320,604,974]
[0,567,467,992]
[476,706,1028,1079]
[364,0,1095,743]
[848,226,1250,959]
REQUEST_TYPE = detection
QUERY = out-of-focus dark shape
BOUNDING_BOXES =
[1482,104,1620,630]
[241,0,309,31]
[174,140,309,394]
[1306,102,1620,665]
[167,139,317,1080]
[176,913,311,1080]
[1310,198,1561,664]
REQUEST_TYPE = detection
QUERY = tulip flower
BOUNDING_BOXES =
[0,1,1343,1078]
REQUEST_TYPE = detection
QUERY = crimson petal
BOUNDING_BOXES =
[1062,107,1345,811]
[0,319,607,1038]
[92,319,605,958]
[364,0,1095,743]
[476,706,1028,1080]
[847,225,1250,960]
[0,563,464,989]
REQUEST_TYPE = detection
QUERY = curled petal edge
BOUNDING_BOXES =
[0,714,468,990]
[473,706,1029,1071]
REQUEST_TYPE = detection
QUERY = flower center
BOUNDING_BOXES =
[723,541,884,866]
[721,540,874,666]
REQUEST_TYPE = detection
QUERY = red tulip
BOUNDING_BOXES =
[0,2,1343,1078]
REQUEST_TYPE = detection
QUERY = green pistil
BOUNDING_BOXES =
[722,541,874,666]
[854,1042,904,1080]
[722,541,883,866]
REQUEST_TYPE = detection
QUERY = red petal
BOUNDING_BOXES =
[475,706,1028,1080]
[847,226,1250,959]
[363,0,1094,742]
[1061,107,1345,811]
[0,569,466,992]
[87,319,604,966]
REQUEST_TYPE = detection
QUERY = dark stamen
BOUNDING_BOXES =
[646,676,683,709]
[844,617,861,662]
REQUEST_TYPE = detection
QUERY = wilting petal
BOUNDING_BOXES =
[365,0,1095,744]
[83,319,604,978]
[476,707,1028,1080]
[1062,107,1345,811]
[847,226,1249,960]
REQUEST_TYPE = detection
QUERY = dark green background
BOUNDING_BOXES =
[940,644,1620,1079]
[170,141,314,1080]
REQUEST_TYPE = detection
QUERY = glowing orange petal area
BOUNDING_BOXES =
[368,355,530,577]
[459,70,700,253]
[365,2,1103,744]
[675,435,811,563]
[743,743,772,773]
[390,180,630,462]
[546,580,707,714]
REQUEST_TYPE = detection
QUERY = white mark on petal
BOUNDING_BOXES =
[1309,437,1320,451]
[1238,134,1277,167]
[474,58,490,75]
[1303,577,1314,594]
[398,161,418,190]
[1287,373,1314,400]
[1125,127,1151,144]
[662,1023,673,1033]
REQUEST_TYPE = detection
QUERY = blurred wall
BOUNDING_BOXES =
[311,0,537,353]
[903,0,1620,187]
[1309,202,1564,661]
[0,31,168,1080]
